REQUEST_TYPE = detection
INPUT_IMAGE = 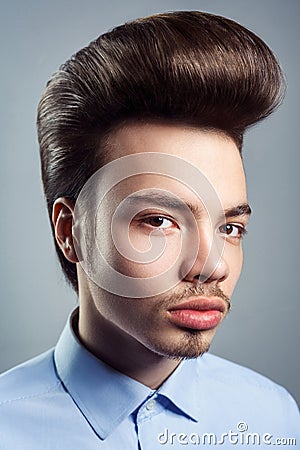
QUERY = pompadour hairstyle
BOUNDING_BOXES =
[37,10,285,292]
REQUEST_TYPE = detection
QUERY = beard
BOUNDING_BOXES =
[151,329,213,360]
[143,283,231,360]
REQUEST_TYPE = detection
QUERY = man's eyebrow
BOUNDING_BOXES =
[127,192,204,215]
[127,193,251,219]
[224,203,252,218]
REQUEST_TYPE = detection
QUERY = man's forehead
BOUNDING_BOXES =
[102,121,246,191]
[103,120,240,162]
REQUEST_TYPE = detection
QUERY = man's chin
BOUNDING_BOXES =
[166,346,210,361]
[152,330,212,360]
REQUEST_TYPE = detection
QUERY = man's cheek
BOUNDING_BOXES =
[114,253,178,279]
[112,233,182,278]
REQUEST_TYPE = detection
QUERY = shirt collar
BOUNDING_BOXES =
[54,308,201,439]
[55,309,153,439]
[157,357,201,423]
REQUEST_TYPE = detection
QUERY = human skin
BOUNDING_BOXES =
[53,122,250,389]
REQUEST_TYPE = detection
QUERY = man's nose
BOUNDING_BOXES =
[181,225,229,285]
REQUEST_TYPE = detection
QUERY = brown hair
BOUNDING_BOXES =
[37,10,285,292]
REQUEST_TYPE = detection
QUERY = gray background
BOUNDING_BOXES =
[1,0,299,405]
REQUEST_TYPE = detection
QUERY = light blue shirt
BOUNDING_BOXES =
[0,309,299,449]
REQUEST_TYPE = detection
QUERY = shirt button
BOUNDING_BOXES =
[146,399,156,411]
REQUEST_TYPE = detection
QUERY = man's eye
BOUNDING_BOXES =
[218,223,247,239]
[143,216,175,229]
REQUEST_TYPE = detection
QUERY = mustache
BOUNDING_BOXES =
[158,284,231,312]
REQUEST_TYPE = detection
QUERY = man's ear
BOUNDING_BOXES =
[52,198,79,263]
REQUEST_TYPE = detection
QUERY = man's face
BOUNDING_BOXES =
[77,122,249,359]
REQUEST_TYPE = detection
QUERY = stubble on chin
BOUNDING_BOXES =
[155,330,213,360]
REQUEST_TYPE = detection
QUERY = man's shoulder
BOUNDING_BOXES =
[183,353,300,437]
[200,352,295,399]
[0,349,61,405]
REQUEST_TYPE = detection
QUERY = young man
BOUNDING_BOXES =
[0,11,299,449]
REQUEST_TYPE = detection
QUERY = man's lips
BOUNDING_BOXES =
[167,296,227,330]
